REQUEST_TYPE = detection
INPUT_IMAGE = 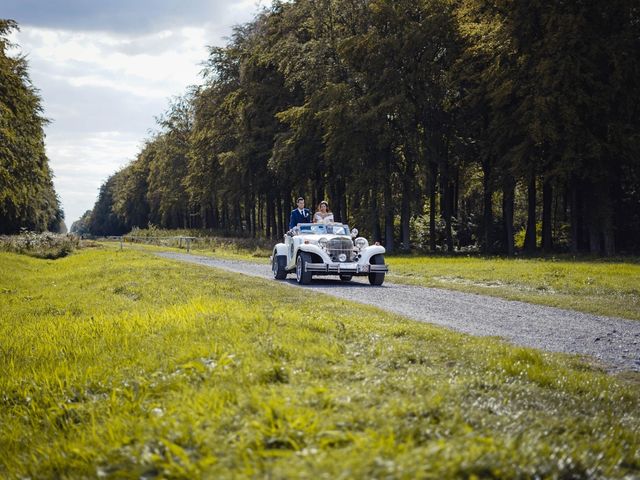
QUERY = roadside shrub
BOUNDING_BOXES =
[0,231,80,259]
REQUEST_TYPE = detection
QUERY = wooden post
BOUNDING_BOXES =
[187,238,191,253]
[120,236,123,250]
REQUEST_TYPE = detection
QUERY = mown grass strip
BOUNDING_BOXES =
[2,248,637,478]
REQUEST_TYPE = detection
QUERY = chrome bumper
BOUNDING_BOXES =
[305,262,388,274]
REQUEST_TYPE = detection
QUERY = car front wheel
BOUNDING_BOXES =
[272,254,287,280]
[368,254,385,286]
[296,252,313,285]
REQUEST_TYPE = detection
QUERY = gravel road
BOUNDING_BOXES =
[156,251,640,372]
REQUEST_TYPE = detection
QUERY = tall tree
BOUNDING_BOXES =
[0,19,63,233]
[85,1,640,254]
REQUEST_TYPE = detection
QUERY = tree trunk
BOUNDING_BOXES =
[234,201,242,232]
[588,180,615,256]
[329,182,340,224]
[569,182,580,254]
[443,133,453,252]
[282,194,289,236]
[258,195,263,235]
[371,189,382,242]
[315,170,325,209]
[444,181,453,252]
[503,175,515,256]
[542,178,553,253]
[265,194,272,238]
[201,203,207,230]
[253,195,258,237]
[524,173,537,253]
[244,192,252,235]
[453,166,459,218]
[211,194,219,229]
[429,162,437,252]
[440,172,453,252]
[276,193,283,237]
[340,178,347,223]
[589,225,601,254]
[481,159,493,253]
[603,210,615,256]
[401,178,411,251]
[384,176,394,253]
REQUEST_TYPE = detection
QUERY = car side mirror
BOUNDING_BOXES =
[351,228,358,238]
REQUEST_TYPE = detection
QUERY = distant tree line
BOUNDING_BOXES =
[0,20,64,234]
[85,0,640,254]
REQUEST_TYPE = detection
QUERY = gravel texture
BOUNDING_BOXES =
[156,251,640,372]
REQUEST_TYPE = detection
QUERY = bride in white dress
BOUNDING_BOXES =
[313,200,334,224]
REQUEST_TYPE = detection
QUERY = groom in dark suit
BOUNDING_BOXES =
[289,197,311,229]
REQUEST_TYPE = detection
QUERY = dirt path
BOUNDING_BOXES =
[156,251,640,372]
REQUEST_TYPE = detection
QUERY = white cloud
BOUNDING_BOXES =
[6,1,262,225]
[46,131,143,224]
[19,26,209,98]
[2,0,268,34]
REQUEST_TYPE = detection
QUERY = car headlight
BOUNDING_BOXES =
[318,237,328,249]
[338,253,347,262]
[355,237,368,249]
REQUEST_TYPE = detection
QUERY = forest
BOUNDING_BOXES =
[78,0,638,254]
[0,20,64,234]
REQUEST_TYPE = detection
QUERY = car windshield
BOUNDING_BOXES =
[298,223,350,235]
[327,224,349,235]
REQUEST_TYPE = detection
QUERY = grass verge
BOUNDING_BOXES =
[120,238,269,262]
[3,248,637,478]
[387,255,640,321]
[123,227,272,261]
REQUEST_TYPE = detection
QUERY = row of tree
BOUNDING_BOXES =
[84,0,640,254]
[0,20,64,234]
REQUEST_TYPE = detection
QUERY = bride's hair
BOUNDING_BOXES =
[316,200,331,213]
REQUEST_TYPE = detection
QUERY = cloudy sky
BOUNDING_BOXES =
[4,0,265,226]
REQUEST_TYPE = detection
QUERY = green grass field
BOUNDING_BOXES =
[119,238,640,321]
[1,247,639,478]
[387,255,640,321]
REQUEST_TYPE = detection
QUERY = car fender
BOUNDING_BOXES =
[273,243,288,257]
[296,243,330,262]
[358,245,386,264]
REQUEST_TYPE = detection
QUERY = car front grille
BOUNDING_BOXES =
[328,237,354,262]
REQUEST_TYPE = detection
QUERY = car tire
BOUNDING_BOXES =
[296,252,313,285]
[272,254,287,280]
[339,275,353,282]
[368,254,385,286]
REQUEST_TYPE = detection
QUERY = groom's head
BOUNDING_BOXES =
[297,197,305,209]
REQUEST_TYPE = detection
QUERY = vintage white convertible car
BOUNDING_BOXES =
[271,223,388,285]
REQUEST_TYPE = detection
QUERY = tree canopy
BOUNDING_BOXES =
[0,19,63,234]
[87,0,640,254]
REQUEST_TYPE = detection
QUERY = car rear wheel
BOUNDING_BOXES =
[296,252,313,285]
[368,254,385,286]
[272,254,287,280]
